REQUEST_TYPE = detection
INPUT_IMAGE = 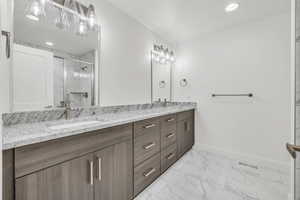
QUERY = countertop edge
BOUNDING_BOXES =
[3,106,196,150]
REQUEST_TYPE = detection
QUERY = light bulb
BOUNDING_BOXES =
[160,57,166,64]
[164,49,170,60]
[77,20,88,36]
[40,0,47,6]
[87,5,96,29]
[45,41,53,46]
[26,0,45,21]
[170,51,175,62]
[166,52,170,60]
[225,3,239,12]
[89,17,95,28]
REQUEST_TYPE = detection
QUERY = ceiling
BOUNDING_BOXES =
[105,0,290,44]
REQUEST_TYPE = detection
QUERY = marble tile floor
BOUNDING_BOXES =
[135,147,290,200]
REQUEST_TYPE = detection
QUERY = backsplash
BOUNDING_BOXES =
[2,102,196,126]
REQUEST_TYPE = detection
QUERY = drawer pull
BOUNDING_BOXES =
[166,153,176,160]
[166,133,175,138]
[97,157,102,181]
[166,118,175,122]
[88,160,94,185]
[143,168,156,177]
[144,124,156,129]
[143,142,156,150]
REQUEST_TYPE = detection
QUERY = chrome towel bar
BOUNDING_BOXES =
[212,93,253,97]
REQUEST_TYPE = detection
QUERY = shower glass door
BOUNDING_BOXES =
[64,58,94,108]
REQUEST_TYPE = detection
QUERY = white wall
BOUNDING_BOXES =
[83,0,172,106]
[174,13,291,163]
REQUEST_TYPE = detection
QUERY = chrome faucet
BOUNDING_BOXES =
[64,94,72,120]
[163,98,168,107]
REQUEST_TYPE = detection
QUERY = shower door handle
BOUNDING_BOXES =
[1,31,11,59]
[286,143,300,159]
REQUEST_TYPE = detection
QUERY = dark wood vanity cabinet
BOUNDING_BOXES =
[177,111,195,157]
[5,124,133,200]
[3,109,195,200]
[133,110,195,196]
[93,140,133,200]
[16,153,94,200]
[15,140,133,200]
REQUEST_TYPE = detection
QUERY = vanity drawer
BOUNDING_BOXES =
[161,143,177,173]
[161,125,177,150]
[134,129,160,166]
[160,114,177,128]
[134,153,161,196]
[177,110,194,121]
[134,118,160,138]
[15,124,133,178]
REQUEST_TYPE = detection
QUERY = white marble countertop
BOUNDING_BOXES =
[2,104,196,150]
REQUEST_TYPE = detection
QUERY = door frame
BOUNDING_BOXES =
[291,0,296,199]
[0,0,3,198]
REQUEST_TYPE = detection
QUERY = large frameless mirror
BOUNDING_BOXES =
[151,44,175,103]
[11,0,100,112]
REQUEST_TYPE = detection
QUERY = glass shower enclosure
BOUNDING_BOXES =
[53,55,95,108]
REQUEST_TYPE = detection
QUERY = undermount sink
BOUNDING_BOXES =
[48,120,101,130]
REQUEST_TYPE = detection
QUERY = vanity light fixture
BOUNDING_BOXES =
[225,2,239,12]
[26,0,45,21]
[170,51,175,62]
[25,0,98,34]
[152,44,175,64]
[87,5,96,29]
[40,0,47,6]
[77,20,88,35]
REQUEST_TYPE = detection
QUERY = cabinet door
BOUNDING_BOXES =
[94,140,133,200]
[177,117,194,157]
[15,154,94,200]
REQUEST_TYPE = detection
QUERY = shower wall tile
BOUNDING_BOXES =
[135,146,290,200]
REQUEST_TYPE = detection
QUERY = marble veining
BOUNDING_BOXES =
[2,102,195,126]
[135,147,290,200]
[2,102,196,150]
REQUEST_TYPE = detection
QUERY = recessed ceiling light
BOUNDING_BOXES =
[225,3,239,12]
[45,42,54,46]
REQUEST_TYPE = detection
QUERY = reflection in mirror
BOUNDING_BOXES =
[151,45,175,102]
[12,0,100,112]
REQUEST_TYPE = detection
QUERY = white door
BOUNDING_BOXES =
[12,44,54,111]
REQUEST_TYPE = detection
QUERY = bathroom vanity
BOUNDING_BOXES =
[2,104,195,200]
